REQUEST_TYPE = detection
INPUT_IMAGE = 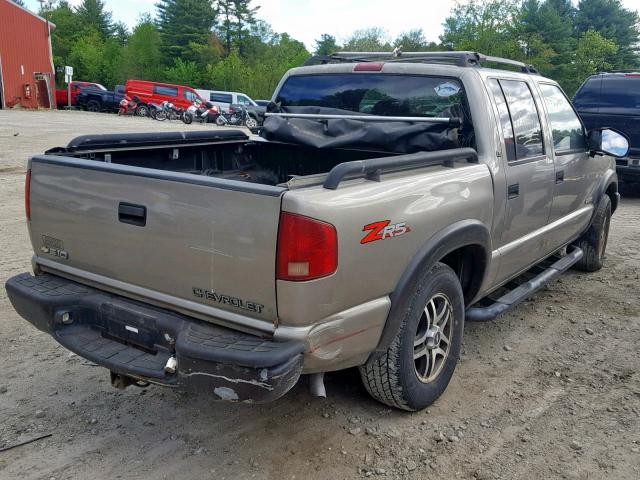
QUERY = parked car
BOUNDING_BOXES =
[125,80,205,117]
[6,51,626,411]
[573,72,640,185]
[55,81,106,109]
[195,89,258,113]
[76,85,125,113]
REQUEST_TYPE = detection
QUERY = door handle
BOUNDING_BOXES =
[118,202,147,226]
[556,170,565,184]
[507,183,519,199]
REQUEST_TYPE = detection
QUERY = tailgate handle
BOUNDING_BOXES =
[118,203,146,227]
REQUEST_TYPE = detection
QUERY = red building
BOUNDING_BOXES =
[0,0,55,109]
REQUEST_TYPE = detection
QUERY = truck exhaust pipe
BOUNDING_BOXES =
[309,372,326,398]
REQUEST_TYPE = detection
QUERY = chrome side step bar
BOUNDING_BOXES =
[465,246,583,322]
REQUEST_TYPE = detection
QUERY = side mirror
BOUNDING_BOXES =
[589,128,630,158]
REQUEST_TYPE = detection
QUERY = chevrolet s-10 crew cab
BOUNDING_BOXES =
[5,51,629,411]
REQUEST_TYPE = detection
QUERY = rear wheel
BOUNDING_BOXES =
[572,195,612,272]
[135,104,149,117]
[182,112,193,125]
[154,110,167,121]
[359,262,464,411]
[216,115,226,126]
[86,100,100,112]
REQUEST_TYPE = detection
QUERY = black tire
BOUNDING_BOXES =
[86,100,101,112]
[216,115,226,126]
[182,112,193,125]
[572,195,612,272]
[244,115,258,129]
[359,262,464,411]
[135,104,149,117]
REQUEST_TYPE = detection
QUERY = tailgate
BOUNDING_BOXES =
[27,156,284,327]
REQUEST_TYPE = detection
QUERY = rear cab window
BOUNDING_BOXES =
[597,76,640,114]
[275,74,468,118]
[488,79,544,161]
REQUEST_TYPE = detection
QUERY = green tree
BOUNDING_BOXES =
[112,21,129,46]
[571,29,618,92]
[157,0,217,62]
[41,1,77,69]
[441,0,521,58]
[164,58,201,85]
[121,16,164,80]
[314,34,338,55]
[393,29,438,51]
[342,27,391,51]
[75,0,114,38]
[67,28,106,82]
[575,0,639,69]
[233,0,259,54]
[215,0,235,54]
[214,0,259,55]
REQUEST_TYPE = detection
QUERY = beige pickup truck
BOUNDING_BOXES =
[6,52,629,411]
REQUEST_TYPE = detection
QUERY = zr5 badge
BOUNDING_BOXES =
[361,220,411,244]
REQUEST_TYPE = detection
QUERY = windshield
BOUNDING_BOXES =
[275,74,466,117]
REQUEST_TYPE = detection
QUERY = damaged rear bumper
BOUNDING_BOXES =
[5,273,304,403]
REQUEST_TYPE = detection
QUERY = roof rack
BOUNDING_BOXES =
[597,70,640,74]
[303,50,539,74]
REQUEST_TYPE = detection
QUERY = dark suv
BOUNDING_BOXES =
[573,73,640,184]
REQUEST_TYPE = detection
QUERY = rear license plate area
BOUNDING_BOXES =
[99,303,159,352]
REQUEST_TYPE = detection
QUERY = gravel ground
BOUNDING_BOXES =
[0,109,639,480]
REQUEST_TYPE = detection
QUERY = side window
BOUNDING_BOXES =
[153,85,179,97]
[488,79,517,162]
[539,84,587,153]
[183,90,198,102]
[499,80,545,159]
[210,93,233,103]
[237,95,251,105]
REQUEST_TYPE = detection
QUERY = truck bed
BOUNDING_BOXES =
[44,130,391,187]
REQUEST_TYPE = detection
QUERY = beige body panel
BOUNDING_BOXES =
[28,160,282,324]
[277,162,494,324]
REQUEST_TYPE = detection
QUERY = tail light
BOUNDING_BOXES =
[25,169,31,220]
[277,212,337,281]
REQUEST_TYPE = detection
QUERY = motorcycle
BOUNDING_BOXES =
[216,105,258,128]
[148,102,165,120]
[118,95,140,116]
[184,99,219,124]
[153,101,187,122]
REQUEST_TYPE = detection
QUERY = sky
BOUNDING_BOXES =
[24,0,640,51]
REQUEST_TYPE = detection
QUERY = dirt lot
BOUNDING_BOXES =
[0,109,639,480]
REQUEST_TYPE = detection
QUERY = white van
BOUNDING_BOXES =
[195,90,258,113]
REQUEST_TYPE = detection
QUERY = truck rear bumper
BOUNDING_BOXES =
[5,273,305,403]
